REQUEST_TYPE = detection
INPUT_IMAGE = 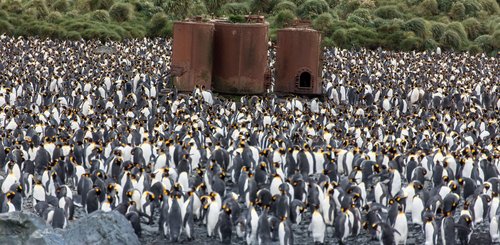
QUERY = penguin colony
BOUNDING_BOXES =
[0,34,499,245]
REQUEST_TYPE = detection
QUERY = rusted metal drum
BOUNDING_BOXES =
[275,28,322,95]
[212,21,269,95]
[171,21,214,92]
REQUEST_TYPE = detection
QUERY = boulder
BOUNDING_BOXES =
[0,212,50,245]
[62,211,139,245]
[26,229,65,245]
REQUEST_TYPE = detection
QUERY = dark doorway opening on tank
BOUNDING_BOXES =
[298,71,312,88]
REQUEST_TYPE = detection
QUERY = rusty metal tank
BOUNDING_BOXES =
[171,21,214,92]
[275,28,322,95]
[212,17,270,95]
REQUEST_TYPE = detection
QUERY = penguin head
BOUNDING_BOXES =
[278,148,286,154]
[219,172,226,179]
[448,181,458,191]
[107,183,115,192]
[442,175,449,183]
[484,182,492,192]
[222,205,232,215]
[6,191,16,200]
[388,199,395,205]
[464,216,472,224]
[458,178,464,186]
[34,178,43,185]
[209,192,218,201]
[414,181,424,190]
[163,189,170,197]
[395,195,405,204]
[147,192,155,201]
[260,149,268,157]
[443,210,452,217]
[425,215,434,222]
[95,188,102,195]
[397,204,404,213]
[174,193,183,200]
[196,167,204,176]
[280,216,287,222]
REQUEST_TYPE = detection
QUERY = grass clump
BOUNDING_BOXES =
[88,10,111,22]
[273,9,296,28]
[109,2,134,22]
[297,0,329,19]
[373,5,403,19]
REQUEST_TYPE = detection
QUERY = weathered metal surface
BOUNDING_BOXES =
[275,28,322,95]
[171,21,214,92]
[212,21,269,95]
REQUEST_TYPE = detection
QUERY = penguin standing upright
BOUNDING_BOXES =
[456,214,473,245]
[257,206,271,245]
[205,192,222,238]
[85,187,101,214]
[373,222,398,245]
[441,215,456,245]
[393,205,407,244]
[182,195,195,241]
[423,214,438,245]
[309,207,326,244]
[32,180,46,205]
[216,205,232,244]
[412,191,426,226]
[126,205,142,238]
[168,194,182,242]
[491,214,500,243]
[335,207,351,244]
[1,170,18,194]
[246,203,259,245]
[159,191,171,238]
[48,207,67,229]
[1,192,16,213]
[279,216,293,245]
[141,191,155,224]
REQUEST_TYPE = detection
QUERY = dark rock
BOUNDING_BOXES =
[0,211,49,245]
[62,211,140,245]
[26,229,65,245]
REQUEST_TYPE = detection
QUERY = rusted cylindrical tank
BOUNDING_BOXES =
[171,21,214,92]
[212,21,269,94]
[275,28,322,95]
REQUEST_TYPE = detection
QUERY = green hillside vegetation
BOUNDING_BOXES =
[0,0,499,54]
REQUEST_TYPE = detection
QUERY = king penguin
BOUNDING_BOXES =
[309,206,326,244]
[216,205,232,244]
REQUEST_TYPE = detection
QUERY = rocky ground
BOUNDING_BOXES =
[17,184,493,245]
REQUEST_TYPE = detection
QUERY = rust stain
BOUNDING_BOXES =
[275,28,322,95]
[212,21,269,95]
[171,21,215,92]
